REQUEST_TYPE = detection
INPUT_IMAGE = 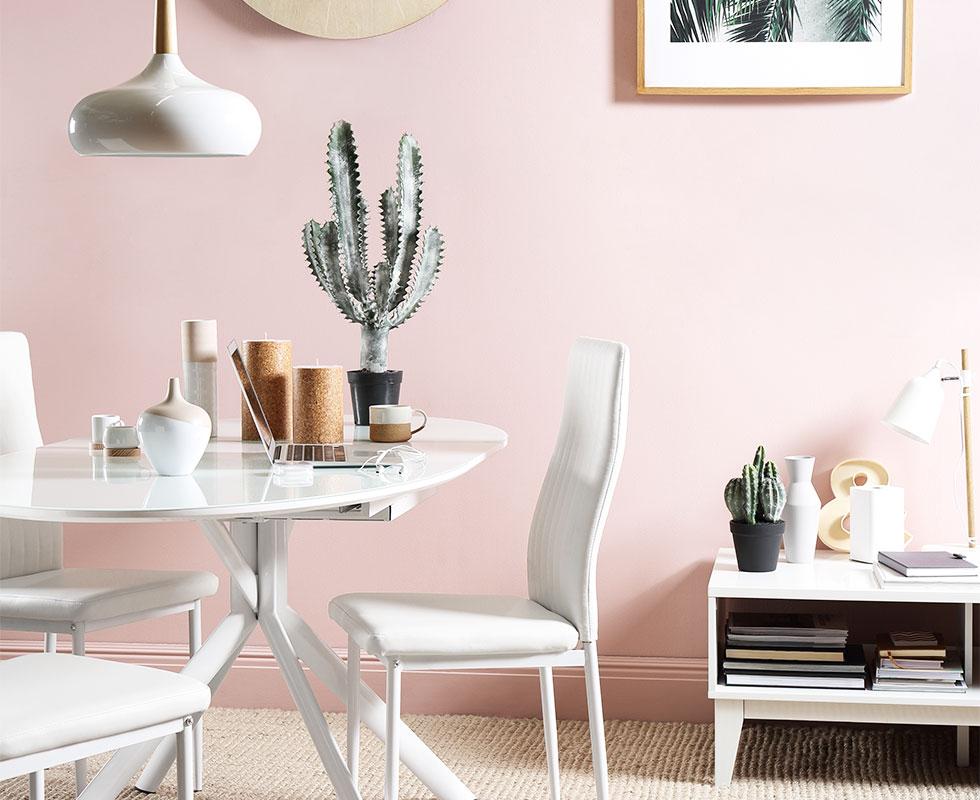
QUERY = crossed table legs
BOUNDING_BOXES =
[79,518,473,800]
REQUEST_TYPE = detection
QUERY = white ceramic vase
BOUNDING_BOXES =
[137,378,212,476]
[783,455,820,564]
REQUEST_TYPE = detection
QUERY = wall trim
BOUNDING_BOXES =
[0,637,708,683]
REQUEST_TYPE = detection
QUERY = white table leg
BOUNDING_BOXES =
[88,518,474,800]
[132,522,259,795]
[257,520,361,800]
[281,604,475,800]
[714,699,743,788]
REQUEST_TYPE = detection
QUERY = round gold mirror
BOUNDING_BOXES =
[243,0,448,39]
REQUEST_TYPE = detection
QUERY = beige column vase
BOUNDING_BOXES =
[293,365,345,444]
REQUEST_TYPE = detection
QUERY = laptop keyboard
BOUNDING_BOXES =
[274,444,348,463]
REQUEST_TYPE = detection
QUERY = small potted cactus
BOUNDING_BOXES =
[725,446,787,572]
[302,120,445,425]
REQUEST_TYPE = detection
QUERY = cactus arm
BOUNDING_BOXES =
[381,186,399,269]
[725,478,743,521]
[326,121,371,311]
[302,220,363,324]
[385,133,423,315]
[738,464,758,524]
[390,226,443,328]
[758,476,787,522]
[373,187,399,305]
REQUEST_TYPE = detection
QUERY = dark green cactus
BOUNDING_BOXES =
[302,120,445,373]
[724,446,786,524]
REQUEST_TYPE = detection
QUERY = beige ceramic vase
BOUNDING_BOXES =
[137,378,212,476]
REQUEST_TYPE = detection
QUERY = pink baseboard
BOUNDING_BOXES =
[0,638,712,722]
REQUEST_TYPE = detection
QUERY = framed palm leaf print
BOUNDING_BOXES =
[637,0,912,95]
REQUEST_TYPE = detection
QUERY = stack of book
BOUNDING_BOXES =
[873,632,966,693]
[722,613,866,689]
[874,550,979,589]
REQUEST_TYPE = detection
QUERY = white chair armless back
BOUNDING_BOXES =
[0,332,63,579]
[526,337,629,643]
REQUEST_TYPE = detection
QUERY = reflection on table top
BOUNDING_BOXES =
[0,418,507,523]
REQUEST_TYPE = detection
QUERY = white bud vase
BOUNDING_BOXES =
[137,378,212,476]
[783,456,820,563]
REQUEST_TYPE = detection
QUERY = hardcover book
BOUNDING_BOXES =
[878,551,978,577]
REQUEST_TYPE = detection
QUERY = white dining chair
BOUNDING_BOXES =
[0,331,219,796]
[330,337,629,800]
[0,653,209,800]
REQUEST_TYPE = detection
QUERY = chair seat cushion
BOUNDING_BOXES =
[0,654,210,760]
[0,568,219,623]
[329,593,580,659]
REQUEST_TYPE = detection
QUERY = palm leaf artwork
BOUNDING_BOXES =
[669,0,880,42]
[670,0,728,42]
[726,0,799,42]
[827,0,881,41]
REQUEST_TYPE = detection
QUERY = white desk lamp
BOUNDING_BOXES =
[883,348,976,549]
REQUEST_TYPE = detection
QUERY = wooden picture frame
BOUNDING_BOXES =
[637,0,912,96]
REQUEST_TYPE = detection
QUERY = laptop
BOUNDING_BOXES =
[228,340,394,468]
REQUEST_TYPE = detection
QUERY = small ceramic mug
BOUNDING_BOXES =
[369,405,427,443]
[91,414,122,450]
[103,425,140,457]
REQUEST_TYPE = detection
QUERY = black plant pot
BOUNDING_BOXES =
[730,520,785,573]
[348,370,403,426]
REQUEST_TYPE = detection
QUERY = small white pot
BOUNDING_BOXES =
[138,378,212,476]
[783,455,821,563]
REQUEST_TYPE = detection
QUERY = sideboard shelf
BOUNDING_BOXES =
[707,548,980,787]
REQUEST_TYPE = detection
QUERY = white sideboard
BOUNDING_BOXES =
[708,548,980,787]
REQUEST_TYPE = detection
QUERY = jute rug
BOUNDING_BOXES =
[1,709,975,799]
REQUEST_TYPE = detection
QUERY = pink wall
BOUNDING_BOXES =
[2,0,979,721]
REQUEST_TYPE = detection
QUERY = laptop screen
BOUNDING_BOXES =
[227,340,276,459]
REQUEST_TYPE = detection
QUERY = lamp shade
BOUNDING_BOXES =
[882,366,944,444]
[68,0,260,157]
[69,55,261,157]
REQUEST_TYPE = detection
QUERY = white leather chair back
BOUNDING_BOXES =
[0,332,63,579]
[526,337,629,643]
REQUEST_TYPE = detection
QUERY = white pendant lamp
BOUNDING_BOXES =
[69,0,261,157]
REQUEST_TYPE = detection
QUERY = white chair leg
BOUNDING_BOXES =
[71,625,87,797]
[176,717,195,800]
[29,769,44,800]
[583,641,609,800]
[539,666,561,800]
[347,635,361,788]
[31,635,56,800]
[189,600,204,791]
[385,660,402,800]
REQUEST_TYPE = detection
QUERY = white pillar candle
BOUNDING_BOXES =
[181,320,219,438]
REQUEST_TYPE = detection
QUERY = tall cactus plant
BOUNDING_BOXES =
[725,445,786,524]
[302,120,445,373]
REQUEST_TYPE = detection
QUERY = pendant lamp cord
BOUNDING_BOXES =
[155,0,178,54]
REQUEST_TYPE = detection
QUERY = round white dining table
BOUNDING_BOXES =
[0,418,507,800]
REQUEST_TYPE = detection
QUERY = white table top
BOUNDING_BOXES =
[0,418,507,523]
[709,547,980,603]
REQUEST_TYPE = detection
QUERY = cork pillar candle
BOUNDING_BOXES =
[240,338,292,441]
[293,365,345,444]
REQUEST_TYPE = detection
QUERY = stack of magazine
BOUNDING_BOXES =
[873,632,965,692]
[723,613,866,689]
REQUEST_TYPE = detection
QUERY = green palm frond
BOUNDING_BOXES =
[726,0,798,42]
[670,0,729,42]
[827,0,880,41]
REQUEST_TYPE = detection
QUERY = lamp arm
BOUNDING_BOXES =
[961,349,976,549]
